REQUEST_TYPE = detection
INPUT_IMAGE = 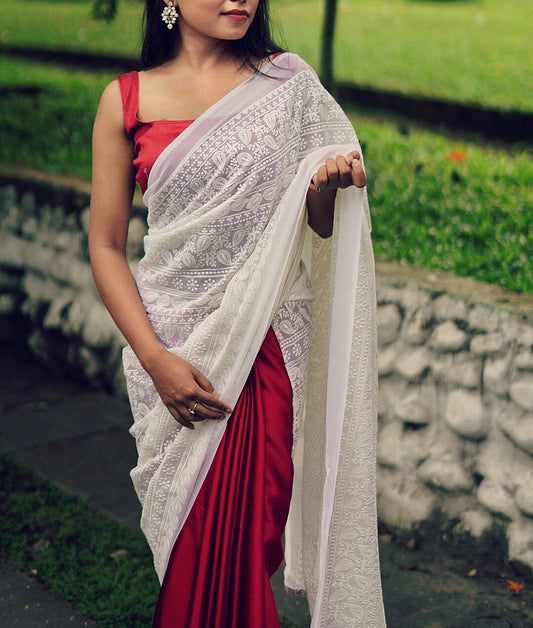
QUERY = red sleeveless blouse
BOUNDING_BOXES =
[117,71,193,194]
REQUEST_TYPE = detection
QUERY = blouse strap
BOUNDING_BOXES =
[117,71,140,137]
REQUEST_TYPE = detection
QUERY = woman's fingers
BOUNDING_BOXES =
[168,404,195,430]
[312,164,329,190]
[311,152,366,191]
[350,153,367,188]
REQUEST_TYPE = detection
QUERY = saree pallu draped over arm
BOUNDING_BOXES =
[122,53,386,627]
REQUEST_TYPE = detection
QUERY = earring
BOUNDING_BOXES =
[161,1,178,30]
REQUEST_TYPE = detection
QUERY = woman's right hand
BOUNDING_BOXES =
[145,348,232,430]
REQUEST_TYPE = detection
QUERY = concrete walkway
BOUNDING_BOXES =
[1,344,532,627]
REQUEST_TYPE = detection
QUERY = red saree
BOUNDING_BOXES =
[152,328,294,627]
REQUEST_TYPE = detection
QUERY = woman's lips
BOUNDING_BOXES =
[222,10,249,21]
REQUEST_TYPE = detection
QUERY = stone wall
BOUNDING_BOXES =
[0,172,143,392]
[2,171,533,574]
[374,269,533,574]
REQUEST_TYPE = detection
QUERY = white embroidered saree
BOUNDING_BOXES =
[123,53,385,627]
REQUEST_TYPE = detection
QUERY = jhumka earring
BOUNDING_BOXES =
[161,1,178,30]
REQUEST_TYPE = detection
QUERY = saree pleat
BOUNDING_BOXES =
[152,328,294,627]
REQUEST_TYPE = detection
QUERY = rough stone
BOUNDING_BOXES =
[394,347,431,381]
[375,282,404,306]
[501,318,533,347]
[441,353,482,389]
[432,294,468,323]
[20,190,36,214]
[444,389,488,440]
[484,354,512,397]
[398,286,431,312]
[468,304,500,332]
[77,346,103,379]
[79,207,91,235]
[497,406,533,456]
[21,216,39,238]
[380,421,433,472]
[378,344,397,377]
[377,421,404,468]
[126,217,147,260]
[0,294,16,314]
[477,480,517,521]
[515,350,533,372]
[377,471,438,529]
[61,290,94,336]
[510,377,533,412]
[507,519,533,571]
[394,383,436,425]
[21,274,57,314]
[476,424,533,493]
[53,230,83,257]
[417,453,473,493]
[81,301,122,349]
[404,306,432,345]
[0,233,27,267]
[42,290,75,329]
[441,494,479,520]
[378,376,408,420]
[429,321,468,352]
[47,254,92,288]
[470,332,505,356]
[377,303,402,346]
[456,509,494,538]
[515,485,533,518]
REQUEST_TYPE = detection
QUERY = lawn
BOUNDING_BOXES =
[0,0,531,112]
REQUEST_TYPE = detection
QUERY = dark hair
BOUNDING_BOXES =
[141,0,284,70]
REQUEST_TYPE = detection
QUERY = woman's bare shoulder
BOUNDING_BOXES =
[94,79,125,129]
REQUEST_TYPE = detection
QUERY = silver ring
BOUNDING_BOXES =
[187,401,199,415]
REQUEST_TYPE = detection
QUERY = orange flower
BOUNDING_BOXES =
[447,149,468,162]
[506,580,524,593]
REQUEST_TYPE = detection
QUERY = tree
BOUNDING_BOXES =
[92,0,118,22]
[320,0,338,93]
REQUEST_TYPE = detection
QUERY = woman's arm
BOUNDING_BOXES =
[306,151,366,238]
[89,81,231,429]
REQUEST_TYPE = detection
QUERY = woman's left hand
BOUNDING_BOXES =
[311,150,366,192]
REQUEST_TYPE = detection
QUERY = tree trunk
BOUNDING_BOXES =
[321,0,338,93]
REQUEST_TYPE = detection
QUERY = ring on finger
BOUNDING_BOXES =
[187,400,199,415]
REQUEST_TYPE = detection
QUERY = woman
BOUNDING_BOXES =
[89,0,385,626]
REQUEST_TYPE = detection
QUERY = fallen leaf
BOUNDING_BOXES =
[466,569,477,578]
[32,539,50,552]
[109,549,129,559]
[506,579,524,593]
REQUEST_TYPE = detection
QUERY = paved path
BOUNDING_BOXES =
[1,344,532,627]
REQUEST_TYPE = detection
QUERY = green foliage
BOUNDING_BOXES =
[0,454,159,626]
[347,106,533,293]
[0,58,113,179]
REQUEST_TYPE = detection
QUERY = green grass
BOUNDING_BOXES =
[347,106,533,293]
[0,454,159,626]
[0,454,302,627]
[0,56,531,293]
[0,57,114,178]
[0,0,531,112]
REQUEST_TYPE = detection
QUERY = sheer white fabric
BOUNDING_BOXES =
[123,53,385,626]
